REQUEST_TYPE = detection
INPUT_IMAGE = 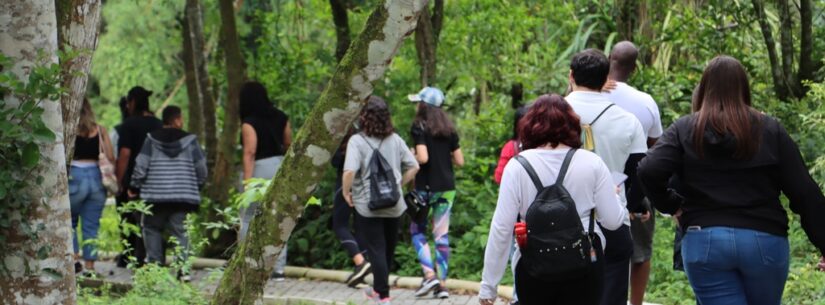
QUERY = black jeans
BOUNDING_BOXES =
[515,235,605,305]
[354,213,400,299]
[599,224,634,305]
[332,187,364,258]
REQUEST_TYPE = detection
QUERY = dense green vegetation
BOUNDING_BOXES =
[83,0,825,304]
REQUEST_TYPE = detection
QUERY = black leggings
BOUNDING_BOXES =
[515,235,605,305]
[332,187,364,258]
[354,213,400,299]
[599,224,634,305]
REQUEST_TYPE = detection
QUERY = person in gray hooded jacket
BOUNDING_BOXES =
[131,106,206,274]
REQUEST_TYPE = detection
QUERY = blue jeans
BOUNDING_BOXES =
[69,165,107,261]
[682,226,789,305]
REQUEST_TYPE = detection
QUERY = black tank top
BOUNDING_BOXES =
[243,110,289,160]
[74,134,100,160]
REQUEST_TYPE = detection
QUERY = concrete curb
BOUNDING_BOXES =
[187,257,514,299]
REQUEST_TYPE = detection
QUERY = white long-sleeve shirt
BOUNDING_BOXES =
[479,147,627,299]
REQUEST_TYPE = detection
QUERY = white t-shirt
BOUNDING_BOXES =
[566,91,648,225]
[479,148,627,299]
[604,82,664,139]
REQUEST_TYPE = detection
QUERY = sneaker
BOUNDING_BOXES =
[270,272,286,281]
[414,277,440,297]
[74,262,83,274]
[364,289,391,305]
[346,261,372,287]
[434,286,449,299]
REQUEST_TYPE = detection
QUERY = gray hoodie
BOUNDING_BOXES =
[131,128,207,205]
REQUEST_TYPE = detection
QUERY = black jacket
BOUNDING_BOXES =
[638,114,825,255]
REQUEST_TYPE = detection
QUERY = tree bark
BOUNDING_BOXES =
[329,0,351,62]
[209,1,428,303]
[751,0,790,101]
[208,0,246,205]
[776,0,800,97]
[431,0,444,40]
[0,1,78,304]
[183,0,212,159]
[182,18,204,140]
[798,0,814,89]
[414,5,437,87]
[55,0,102,162]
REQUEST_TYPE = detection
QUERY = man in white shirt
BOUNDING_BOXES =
[604,41,664,305]
[565,49,648,305]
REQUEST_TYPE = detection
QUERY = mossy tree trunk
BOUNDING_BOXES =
[329,0,351,62]
[55,0,102,162]
[0,0,77,303]
[210,0,428,303]
[182,17,204,140]
[182,0,211,158]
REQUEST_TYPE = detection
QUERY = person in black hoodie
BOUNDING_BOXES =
[130,106,207,281]
[638,56,825,305]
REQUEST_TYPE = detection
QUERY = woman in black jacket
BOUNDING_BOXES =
[638,56,825,305]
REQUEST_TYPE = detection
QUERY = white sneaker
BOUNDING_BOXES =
[414,277,440,297]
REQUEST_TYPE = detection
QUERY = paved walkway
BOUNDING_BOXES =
[94,261,511,305]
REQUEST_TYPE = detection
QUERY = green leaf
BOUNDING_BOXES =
[32,125,55,142]
[21,142,39,168]
[41,268,63,280]
[36,245,51,260]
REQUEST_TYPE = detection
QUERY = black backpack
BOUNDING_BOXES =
[362,134,401,210]
[514,148,596,280]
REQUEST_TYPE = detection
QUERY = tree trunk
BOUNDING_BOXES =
[329,0,351,62]
[510,82,524,109]
[751,0,790,101]
[208,0,245,205]
[182,18,204,140]
[776,0,800,98]
[55,0,102,162]
[798,0,815,92]
[431,0,444,40]
[209,0,428,303]
[614,0,637,41]
[414,6,437,87]
[0,1,77,304]
[183,0,211,157]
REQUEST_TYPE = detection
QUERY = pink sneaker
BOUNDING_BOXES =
[363,288,391,304]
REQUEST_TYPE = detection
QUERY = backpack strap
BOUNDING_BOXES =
[554,148,578,185]
[589,104,615,125]
[588,210,595,235]
[360,133,383,150]
[514,155,543,191]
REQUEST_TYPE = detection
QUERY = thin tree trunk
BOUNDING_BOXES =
[415,6,437,87]
[751,0,790,101]
[184,0,212,155]
[182,18,204,139]
[798,0,814,90]
[329,0,350,62]
[777,0,799,97]
[55,0,102,162]
[209,1,428,303]
[431,0,444,40]
[208,0,245,205]
[0,1,77,304]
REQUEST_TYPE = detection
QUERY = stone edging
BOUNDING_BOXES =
[189,258,514,300]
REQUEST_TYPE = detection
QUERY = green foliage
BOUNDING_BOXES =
[0,52,62,269]
[78,264,207,305]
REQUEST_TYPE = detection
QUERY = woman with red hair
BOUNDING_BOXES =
[478,94,626,305]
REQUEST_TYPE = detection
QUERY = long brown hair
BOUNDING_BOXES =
[692,56,761,159]
[413,103,456,137]
[77,99,97,137]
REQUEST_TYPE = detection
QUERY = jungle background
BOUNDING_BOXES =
[77,0,825,304]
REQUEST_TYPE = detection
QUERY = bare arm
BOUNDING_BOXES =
[452,148,465,167]
[283,120,293,151]
[342,170,355,207]
[402,166,419,185]
[242,123,257,181]
[647,137,658,148]
[116,148,131,191]
[414,144,429,164]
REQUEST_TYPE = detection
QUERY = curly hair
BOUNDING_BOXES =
[518,94,582,150]
[359,96,394,138]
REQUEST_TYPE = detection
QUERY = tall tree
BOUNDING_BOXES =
[751,0,820,101]
[0,0,77,303]
[55,0,102,161]
[329,0,351,62]
[182,19,204,139]
[414,0,443,87]
[181,0,212,162]
[210,0,429,303]
[208,0,246,204]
